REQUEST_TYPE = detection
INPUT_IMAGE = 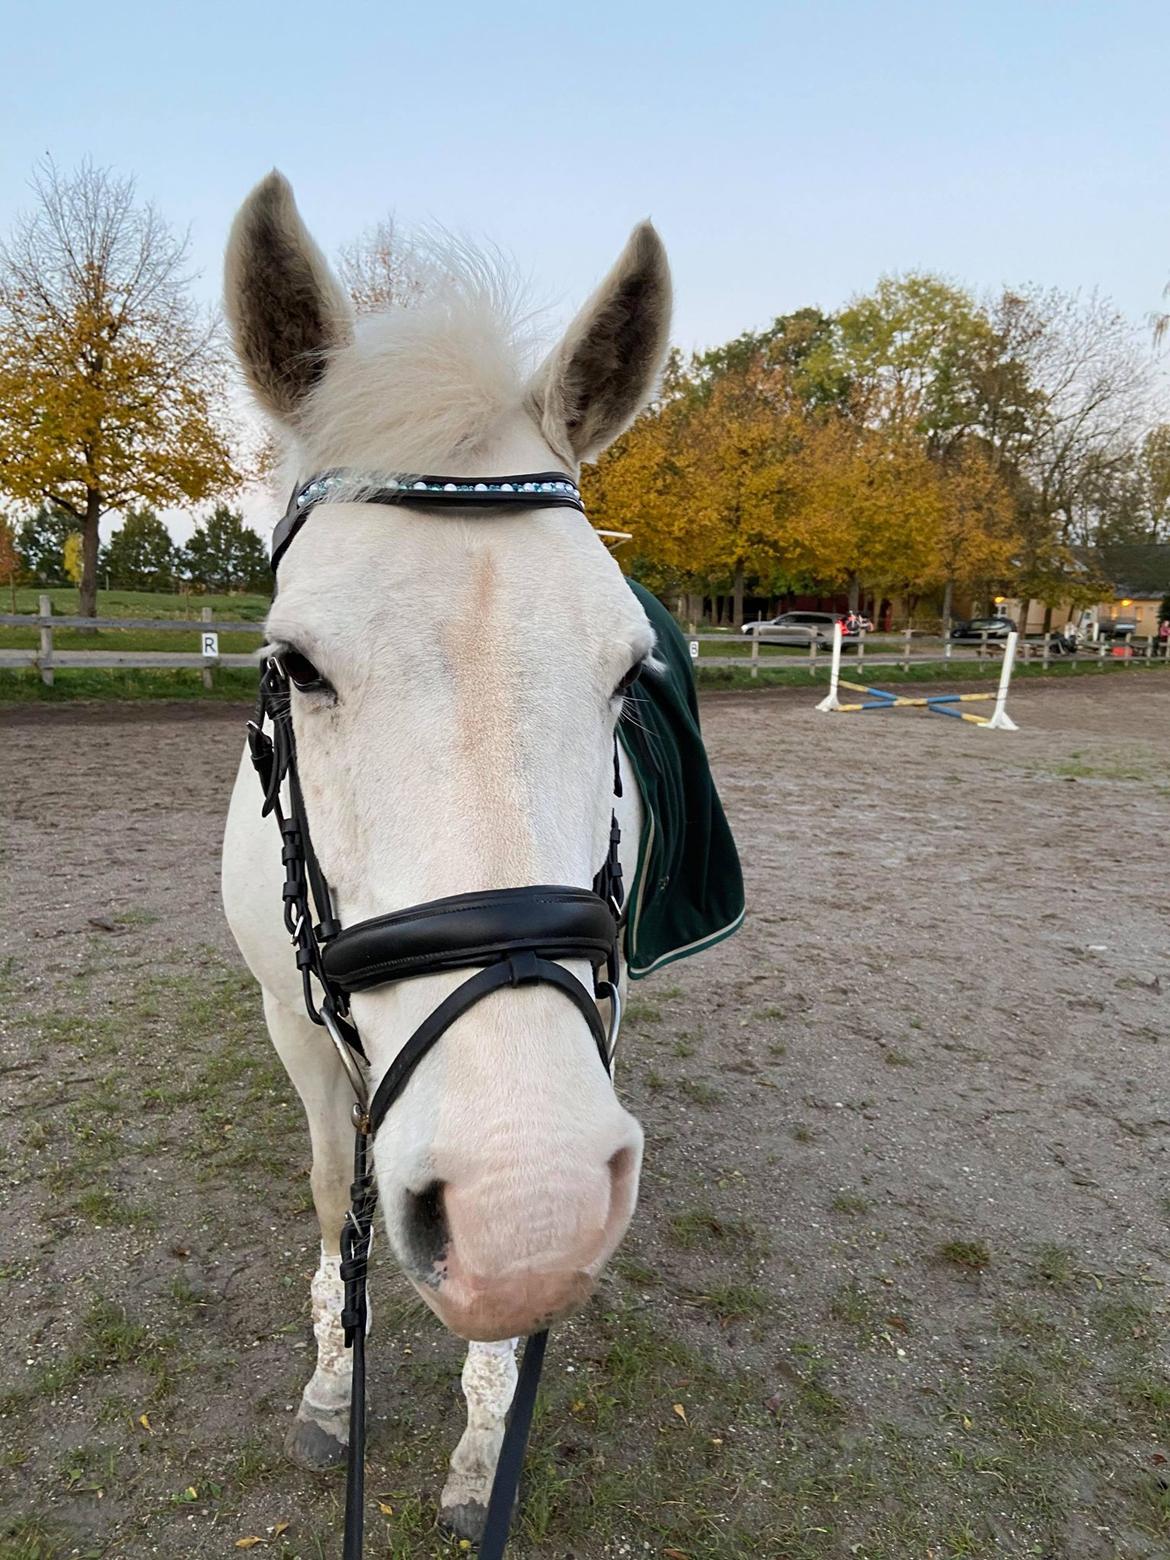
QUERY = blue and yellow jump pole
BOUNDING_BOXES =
[816,625,1019,730]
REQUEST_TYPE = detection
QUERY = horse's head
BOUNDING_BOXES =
[224,173,672,1340]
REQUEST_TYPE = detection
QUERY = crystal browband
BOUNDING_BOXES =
[271,468,586,572]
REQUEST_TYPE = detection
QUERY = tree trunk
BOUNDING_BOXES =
[1042,603,1053,634]
[80,488,101,618]
[847,574,860,612]
[732,561,745,628]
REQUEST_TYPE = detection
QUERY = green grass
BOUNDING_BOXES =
[830,1191,872,1216]
[937,1240,992,1272]
[7,585,269,620]
[694,654,1170,690]
[667,1205,756,1251]
[0,666,259,701]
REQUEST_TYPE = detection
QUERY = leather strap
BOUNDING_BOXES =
[368,952,609,1137]
[323,886,616,993]
[478,1329,549,1560]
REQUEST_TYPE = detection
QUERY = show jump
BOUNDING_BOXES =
[815,623,1019,731]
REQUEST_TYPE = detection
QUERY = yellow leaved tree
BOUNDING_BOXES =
[62,532,84,586]
[0,160,239,616]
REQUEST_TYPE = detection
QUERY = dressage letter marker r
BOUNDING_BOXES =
[201,632,219,659]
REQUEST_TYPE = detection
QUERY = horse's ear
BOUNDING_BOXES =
[528,222,672,463]
[224,171,353,424]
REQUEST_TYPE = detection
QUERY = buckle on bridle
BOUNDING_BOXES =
[595,979,622,1069]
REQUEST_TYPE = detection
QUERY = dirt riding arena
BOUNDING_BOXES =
[1,676,1168,1560]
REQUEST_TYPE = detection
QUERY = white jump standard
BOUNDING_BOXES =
[816,623,1019,730]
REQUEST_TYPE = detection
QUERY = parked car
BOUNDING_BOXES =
[949,615,1018,642]
[741,611,859,649]
[1099,618,1138,639]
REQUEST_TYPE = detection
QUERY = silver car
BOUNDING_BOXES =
[741,611,858,648]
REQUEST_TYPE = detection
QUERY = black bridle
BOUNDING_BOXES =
[248,469,626,1560]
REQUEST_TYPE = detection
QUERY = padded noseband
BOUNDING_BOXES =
[322,886,617,993]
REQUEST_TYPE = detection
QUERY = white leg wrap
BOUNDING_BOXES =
[441,1339,519,1514]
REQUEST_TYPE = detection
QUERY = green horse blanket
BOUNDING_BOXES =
[618,581,745,979]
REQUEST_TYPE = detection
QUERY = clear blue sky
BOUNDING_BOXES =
[3,0,1168,349]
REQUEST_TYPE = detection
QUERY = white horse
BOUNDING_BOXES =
[219,172,671,1536]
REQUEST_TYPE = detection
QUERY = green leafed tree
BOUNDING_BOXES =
[100,507,177,590]
[0,159,239,616]
[181,505,268,593]
[16,503,74,585]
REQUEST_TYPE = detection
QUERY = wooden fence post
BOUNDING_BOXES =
[809,638,818,678]
[901,626,911,672]
[1042,632,1050,670]
[201,605,214,690]
[857,628,866,672]
[750,633,759,680]
[38,593,54,687]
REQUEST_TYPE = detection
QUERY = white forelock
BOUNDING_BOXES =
[295,239,542,475]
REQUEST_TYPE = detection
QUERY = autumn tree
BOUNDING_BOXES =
[929,447,1019,629]
[0,160,238,616]
[337,218,426,314]
[0,516,21,609]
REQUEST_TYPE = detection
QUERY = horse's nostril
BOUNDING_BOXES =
[401,1180,449,1273]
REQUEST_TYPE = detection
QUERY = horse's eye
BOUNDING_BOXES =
[613,663,643,698]
[280,649,331,694]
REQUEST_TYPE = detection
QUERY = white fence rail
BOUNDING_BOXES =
[2,599,1168,688]
[0,596,265,687]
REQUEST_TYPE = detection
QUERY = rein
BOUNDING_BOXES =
[249,469,625,1559]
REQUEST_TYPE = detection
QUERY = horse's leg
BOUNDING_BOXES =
[262,986,359,1470]
[440,1339,519,1539]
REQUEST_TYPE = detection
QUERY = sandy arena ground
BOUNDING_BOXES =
[1,675,1168,1559]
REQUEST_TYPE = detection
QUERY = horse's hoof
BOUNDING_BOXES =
[439,1500,489,1544]
[284,1413,347,1472]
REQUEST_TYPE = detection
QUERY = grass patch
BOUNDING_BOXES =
[676,1077,723,1107]
[1026,1243,1078,1288]
[830,1191,872,1216]
[667,1205,756,1251]
[694,654,1170,691]
[936,1240,991,1272]
[0,667,260,702]
[0,1520,81,1560]
[688,1283,769,1322]
[69,1188,154,1228]
[7,585,270,620]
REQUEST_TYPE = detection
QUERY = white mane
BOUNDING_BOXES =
[296,241,541,473]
